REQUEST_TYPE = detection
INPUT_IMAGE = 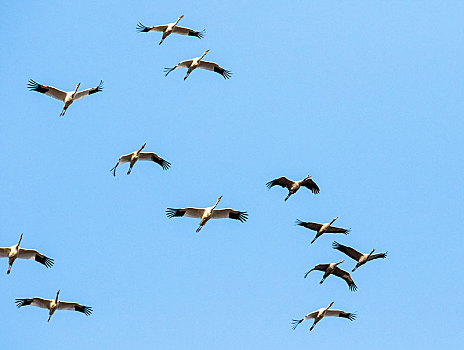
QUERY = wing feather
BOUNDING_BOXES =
[295,220,323,232]
[332,241,363,261]
[73,80,103,101]
[15,297,51,309]
[18,248,54,268]
[211,209,248,222]
[136,23,168,32]
[138,152,171,170]
[166,207,205,219]
[57,301,93,315]
[27,79,67,101]
[332,266,357,291]
[197,61,231,79]
[266,177,294,190]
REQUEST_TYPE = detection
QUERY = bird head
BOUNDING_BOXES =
[204,49,210,54]
[56,290,60,297]
[18,233,23,244]
[179,15,184,19]
[333,217,339,221]
[338,260,345,264]
[139,143,146,152]
[217,195,223,202]
[75,83,81,90]
[328,302,334,309]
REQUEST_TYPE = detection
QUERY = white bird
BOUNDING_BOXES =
[292,302,356,332]
[296,217,349,244]
[15,290,92,322]
[28,79,103,116]
[332,241,387,272]
[137,15,204,45]
[166,196,247,232]
[110,143,171,176]
[0,234,54,274]
[304,260,357,291]
[266,175,319,201]
[164,50,231,80]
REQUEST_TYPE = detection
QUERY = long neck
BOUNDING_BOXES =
[212,198,220,210]
[367,249,375,259]
[55,293,59,303]
[200,52,208,60]
[174,17,182,26]
[329,218,337,226]
[16,235,22,248]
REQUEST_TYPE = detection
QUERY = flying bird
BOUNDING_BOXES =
[137,15,204,45]
[15,290,92,322]
[292,302,356,332]
[110,143,170,176]
[296,217,349,244]
[304,260,357,291]
[0,234,54,274]
[332,241,387,272]
[166,196,247,232]
[27,79,103,116]
[266,175,319,201]
[164,50,231,80]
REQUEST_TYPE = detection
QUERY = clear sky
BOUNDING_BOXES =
[1,1,463,348]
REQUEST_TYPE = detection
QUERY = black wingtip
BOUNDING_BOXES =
[291,319,302,330]
[349,282,357,292]
[332,241,341,249]
[295,219,303,226]
[164,67,176,77]
[265,181,273,189]
[165,208,177,218]
[161,160,171,170]
[136,22,149,32]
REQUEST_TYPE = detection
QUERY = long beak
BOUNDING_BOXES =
[139,143,146,151]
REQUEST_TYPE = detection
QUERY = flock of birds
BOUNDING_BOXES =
[3,15,388,332]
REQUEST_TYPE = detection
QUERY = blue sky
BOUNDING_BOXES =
[1,1,463,348]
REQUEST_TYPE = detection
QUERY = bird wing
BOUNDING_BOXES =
[295,220,323,232]
[266,177,293,190]
[197,61,232,79]
[332,241,363,261]
[166,207,205,219]
[17,248,54,268]
[0,247,11,257]
[304,264,330,278]
[74,80,104,101]
[57,301,93,315]
[325,309,356,320]
[117,153,133,164]
[300,178,320,194]
[367,252,388,261]
[211,209,248,222]
[172,26,204,38]
[332,266,357,291]
[138,152,171,170]
[291,311,318,329]
[136,23,168,32]
[325,226,350,234]
[27,79,67,101]
[164,59,194,76]
[15,297,52,309]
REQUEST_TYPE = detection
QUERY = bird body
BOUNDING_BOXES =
[164,50,231,80]
[15,290,92,322]
[332,241,387,271]
[292,302,356,332]
[266,175,319,201]
[111,143,170,176]
[296,217,349,244]
[0,234,54,274]
[137,16,204,45]
[28,79,103,116]
[166,196,248,232]
[304,260,357,291]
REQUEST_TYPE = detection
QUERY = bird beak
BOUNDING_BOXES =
[205,49,210,53]
[77,83,81,89]
[329,302,334,307]
[340,260,344,263]
[140,143,146,150]
[334,217,339,220]
[179,15,184,19]
[218,196,222,201]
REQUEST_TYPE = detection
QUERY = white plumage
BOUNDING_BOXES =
[166,196,247,232]
[28,79,103,116]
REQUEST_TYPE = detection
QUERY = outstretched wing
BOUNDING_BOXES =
[295,220,323,232]
[15,297,52,309]
[17,248,54,268]
[27,79,67,101]
[367,252,388,261]
[74,80,104,101]
[57,301,92,316]
[291,311,318,330]
[325,226,350,234]
[325,309,356,320]
[0,247,11,257]
[304,264,330,278]
[197,61,232,79]
[166,207,205,219]
[138,152,171,170]
[332,266,357,291]
[172,26,205,38]
[136,23,168,33]
[300,178,320,194]
[164,59,194,76]
[211,209,248,222]
[332,241,363,261]
[266,177,293,190]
